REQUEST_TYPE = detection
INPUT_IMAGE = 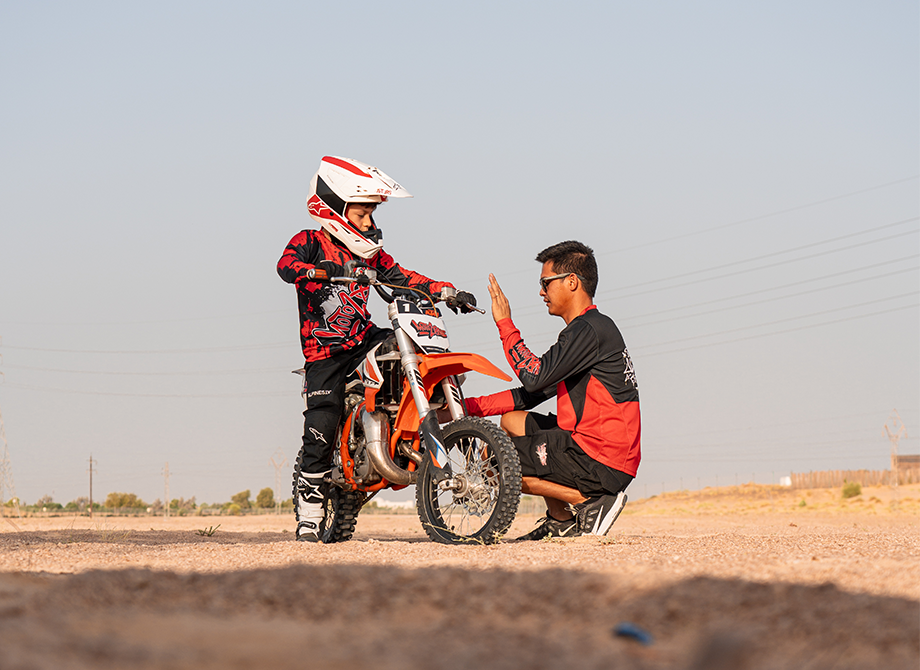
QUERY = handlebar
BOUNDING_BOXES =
[306,262,483,313]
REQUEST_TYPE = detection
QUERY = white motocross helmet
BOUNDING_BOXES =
[306,156,412,259]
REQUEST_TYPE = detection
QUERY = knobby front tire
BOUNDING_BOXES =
[416,416,522,545]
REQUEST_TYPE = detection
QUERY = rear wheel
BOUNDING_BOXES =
[416,416,521,544]
[319,488,364,544]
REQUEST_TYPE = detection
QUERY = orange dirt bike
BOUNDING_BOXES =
[294,262,521,544]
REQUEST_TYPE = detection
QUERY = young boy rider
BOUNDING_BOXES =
[278,156,475,542]
[464,241,640,540]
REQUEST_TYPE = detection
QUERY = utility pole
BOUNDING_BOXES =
[883,409,907,508]
[0,403,21,518]
[87,454,97,518]
[163,462,170,518]
[270,449,288,514]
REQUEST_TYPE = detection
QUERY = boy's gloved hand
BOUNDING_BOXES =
[444,289,477,314]
[306,260,346,282]
[455,290,477,313]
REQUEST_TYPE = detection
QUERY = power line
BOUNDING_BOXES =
[600,225,919,301]
[477,175,920,283]
[0,342,292,354]
[616,255,919,322]
[3,365,291,376]
[624,265,919,329]
[601,176,920,256]
[641,291,917,349]
[497,232,919,324]
[637,302,917,357]
[0,308,289,328]
[3,384,290,398]
[608,216,918,294]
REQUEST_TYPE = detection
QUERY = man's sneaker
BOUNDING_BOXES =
[575,491,627,536]
[294,470,329,542]
[514,512,578,541]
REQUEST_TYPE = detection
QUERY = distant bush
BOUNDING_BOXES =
[841,481,862,499]
[226,503,242,516]
[255,487,275,509]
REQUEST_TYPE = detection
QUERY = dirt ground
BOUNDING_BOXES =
[1,485,917,670]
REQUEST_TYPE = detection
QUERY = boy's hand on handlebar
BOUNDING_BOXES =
[487,273,511,323]
[442,287,479,314]
[305,260,345,282]
[455,290,477,313]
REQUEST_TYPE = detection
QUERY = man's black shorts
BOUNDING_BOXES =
[512,413,633,499]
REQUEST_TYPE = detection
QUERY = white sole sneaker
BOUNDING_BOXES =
[579,491,628,536]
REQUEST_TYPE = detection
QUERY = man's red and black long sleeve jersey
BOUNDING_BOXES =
[466,306,641,476]
[278,229,453,362]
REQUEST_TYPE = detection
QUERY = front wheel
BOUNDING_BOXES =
[416,416,521,544]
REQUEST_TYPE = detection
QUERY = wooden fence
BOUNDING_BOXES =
[790,468,920,489]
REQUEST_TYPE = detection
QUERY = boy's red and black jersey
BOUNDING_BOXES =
[278,229,454,362]
[466,306,641,476]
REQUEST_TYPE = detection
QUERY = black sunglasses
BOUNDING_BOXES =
[539,273,586,291]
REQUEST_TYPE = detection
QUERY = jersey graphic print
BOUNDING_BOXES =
[509,340,541,376]
[622,348,638,389]
[312,284,371,346]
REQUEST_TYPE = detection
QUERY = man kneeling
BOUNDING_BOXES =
[465,241,641,540]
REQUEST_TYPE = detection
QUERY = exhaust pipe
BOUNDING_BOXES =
[362,408,416,486]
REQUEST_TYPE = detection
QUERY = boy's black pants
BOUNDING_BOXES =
[297,327,390,474]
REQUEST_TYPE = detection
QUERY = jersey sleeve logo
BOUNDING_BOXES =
[622,348,638,388]
[509,340,541,376]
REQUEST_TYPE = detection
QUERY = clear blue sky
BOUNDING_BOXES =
[1,1,917,505]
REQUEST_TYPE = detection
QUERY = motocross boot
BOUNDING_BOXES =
[295,469,331,542]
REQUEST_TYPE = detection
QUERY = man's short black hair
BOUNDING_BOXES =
[535,240,598,298]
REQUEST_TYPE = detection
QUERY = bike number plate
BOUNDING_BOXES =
[394,300,449,352]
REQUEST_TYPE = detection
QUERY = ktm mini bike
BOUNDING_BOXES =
[294,263,521,544]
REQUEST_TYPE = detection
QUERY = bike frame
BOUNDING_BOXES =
[333,292,510,494]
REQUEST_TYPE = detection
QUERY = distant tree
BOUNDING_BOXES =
[255,487,275,509]
[226,503,242,516]
[105,492,148,509]
[230,490,251,510]
[36,494,54,507]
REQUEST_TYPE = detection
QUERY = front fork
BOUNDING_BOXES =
[390,305,454,482]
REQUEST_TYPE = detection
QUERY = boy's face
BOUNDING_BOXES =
[345,203,378,232]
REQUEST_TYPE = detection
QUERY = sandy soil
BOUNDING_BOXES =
[1,485,917,670]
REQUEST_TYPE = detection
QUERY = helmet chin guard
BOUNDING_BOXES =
[306,156,411,259]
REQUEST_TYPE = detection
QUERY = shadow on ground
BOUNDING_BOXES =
[0,564,915,670]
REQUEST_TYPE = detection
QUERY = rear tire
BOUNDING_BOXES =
[416,416,521,544]
[319,488,364,544]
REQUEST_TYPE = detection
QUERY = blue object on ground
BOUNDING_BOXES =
[613,622,654,645]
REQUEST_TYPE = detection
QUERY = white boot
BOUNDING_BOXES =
[295,470,330,542]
